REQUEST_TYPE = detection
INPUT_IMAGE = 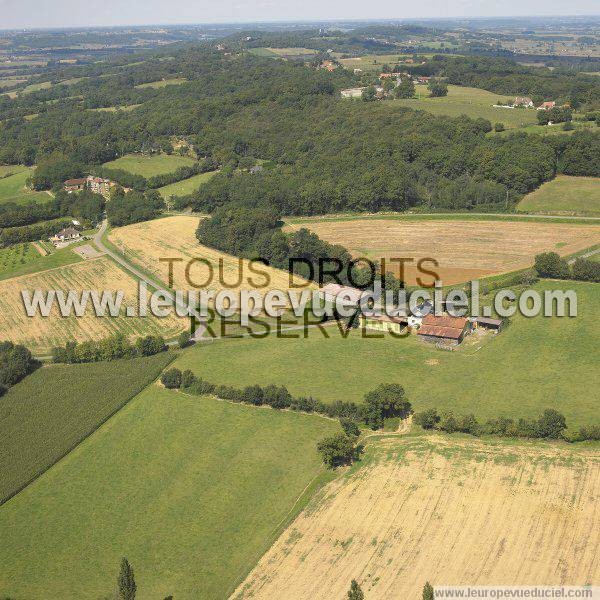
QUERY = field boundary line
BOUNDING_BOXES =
[0,353,176,507]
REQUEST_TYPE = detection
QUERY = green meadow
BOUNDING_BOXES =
[158,170,218,198]
[0,242,83,280]
[0,167,51,205]
[174,281,599,431]
[0,386,337,599]
[134,77,187,89]
[392,85,538,129]
[517,175,600,216]
[0,353,173,504]
[102,153,197,178]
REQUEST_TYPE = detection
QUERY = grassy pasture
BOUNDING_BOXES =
[0,386,338,599]
[392,85,538,128]
[102,153,196,178]
[158,170,217,198]
[517,176,600,216]
[89,103,141,113]
[0,167,51,205]
[338,53,417,71]
[174,281,599,431]
[134,77,187,89]
[0,353,173,504]
[237,435,600,599]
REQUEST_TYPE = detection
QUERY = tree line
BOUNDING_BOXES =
[534,251,600,283]
[195,204,406,290]
[51,333,167,364]
[413,407,599,442]
[161,369,411,431]
[0,341,39,396]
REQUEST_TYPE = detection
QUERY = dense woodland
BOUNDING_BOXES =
[0,45,599,264]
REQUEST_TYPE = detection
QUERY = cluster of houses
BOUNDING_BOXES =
[319,283,503,346]
[63,175,120,198]
[500,97,559,110]
[49,225,81,247]
[340,71,430,99]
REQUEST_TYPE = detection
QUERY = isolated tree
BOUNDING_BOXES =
[161,368,182,389]
[423,581,434,600]
[494,122,505,132]
[363,384,411,429]
[362,86,376,102]
[534,252,570,279]
[394,79,415,99]
[317,433,362,468]
[427,79,448,97]
[117,557,136,600]
[347,579,365,600]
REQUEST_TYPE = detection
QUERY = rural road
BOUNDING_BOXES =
[93,219,208,340]
[567,247,600,264]
[286,212,600,225]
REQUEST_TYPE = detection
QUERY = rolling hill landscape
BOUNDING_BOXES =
[0,9,599,600]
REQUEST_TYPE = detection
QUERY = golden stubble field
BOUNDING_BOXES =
[289,218,600,285]
[0,257,186,351]
[234,436,600,599]
[109,215,312,295]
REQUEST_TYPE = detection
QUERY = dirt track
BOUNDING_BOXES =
[233,436,600,599]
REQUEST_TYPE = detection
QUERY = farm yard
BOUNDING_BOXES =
[0,166,51,204]
[0,353,173,504]
[0,256,187,352]
[390,85,539,128]
[517,176,600,216]
[158,170,217,199]
[174,280,599,431]
[0,387,338,599]
[108,215,311,294]
[236,434,600,599]
[102,153,196,177]
[285,216,600,285]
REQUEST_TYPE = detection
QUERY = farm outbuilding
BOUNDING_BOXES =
[417,314,470,345]
[471,316,504,331]
[359,313,408,335]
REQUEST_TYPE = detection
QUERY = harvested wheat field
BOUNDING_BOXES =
[234,435,600,599]
[0,257,186,352]
[109,215,312,295]
[292,218,600,284]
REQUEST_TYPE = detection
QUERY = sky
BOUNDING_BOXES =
[0,0,599,29]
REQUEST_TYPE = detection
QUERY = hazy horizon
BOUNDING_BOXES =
[1,0,599,30]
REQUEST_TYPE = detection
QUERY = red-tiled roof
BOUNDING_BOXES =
[418,313,468,340]
[64,178,86,185]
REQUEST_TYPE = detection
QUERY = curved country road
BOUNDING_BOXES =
[93,219,207,340]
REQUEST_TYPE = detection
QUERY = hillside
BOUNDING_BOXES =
[174,281,599,430]
[0,353,173,504]
[236,433,600,599]
[0,387,338,599]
